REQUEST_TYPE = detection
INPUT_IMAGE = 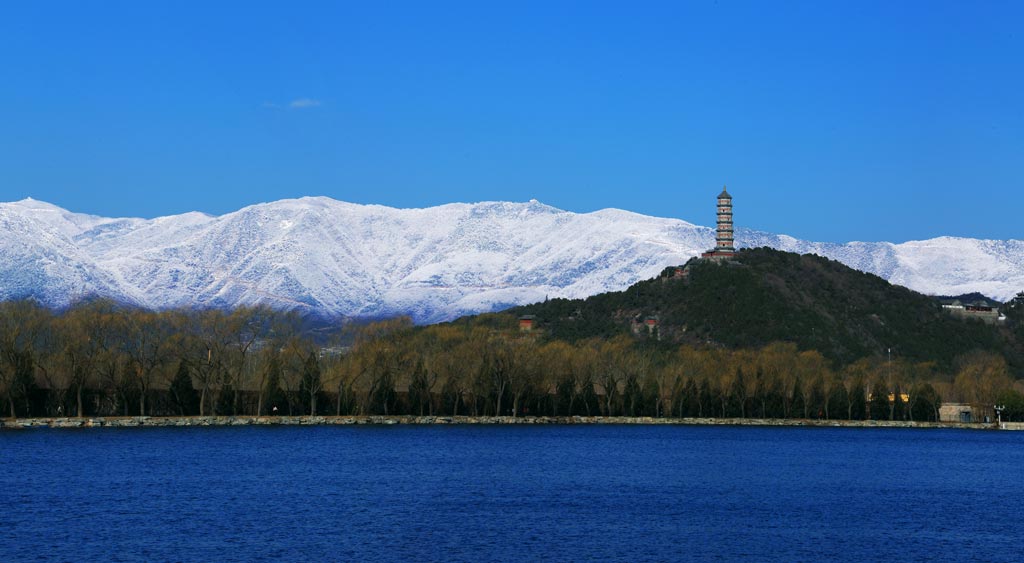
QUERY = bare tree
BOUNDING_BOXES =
[122,309,176,416]
[0,301,49,417]
[594,337,632,416]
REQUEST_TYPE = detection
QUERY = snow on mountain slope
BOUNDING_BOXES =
[735,228,1024,300]
[103,197,710,321]
[1,197,1021,322]
[0,201,135,305]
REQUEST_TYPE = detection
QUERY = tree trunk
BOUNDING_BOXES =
[76,384,84,418]
[199,386,207,416]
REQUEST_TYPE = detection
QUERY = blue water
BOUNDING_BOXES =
[1,425,1022,562]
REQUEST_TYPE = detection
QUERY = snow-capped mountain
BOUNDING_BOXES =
[1,197,1021,322]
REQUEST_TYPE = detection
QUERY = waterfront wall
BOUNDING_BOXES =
[3,415,1022,430]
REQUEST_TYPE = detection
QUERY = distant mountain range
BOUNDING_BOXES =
[1,197,1022,322]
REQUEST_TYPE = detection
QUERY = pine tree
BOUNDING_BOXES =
[263,356,286,415]
[911,383,942,422]
[849,378,867,420]
[827,383,850,420]
[869,378,891,420]
[698,378,713,418]
[789,378,805,419]
[169,360,199,416]
[216,384,236,416]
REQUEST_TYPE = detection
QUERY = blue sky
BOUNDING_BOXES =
[1,1,1020,243]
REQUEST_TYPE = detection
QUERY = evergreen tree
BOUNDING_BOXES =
[763,380,786,419]
[169,360,199,416]
[827,383,850,420]
[216,384,236,416]
[623,374,644,417]
[554,376,573,416]
[698,378,713,418]
[642,376,660,417]
[808,379,826,419]
[680,378,698,417]
[789,378,805,419]
[892,386,908,421]
[263,356,286,415]
[911,383,942,422]
[848,378,867,420]
[869,378,891,420]
[995,389,1024,422]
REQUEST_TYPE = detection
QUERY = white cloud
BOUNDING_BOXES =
[289,98,321,109]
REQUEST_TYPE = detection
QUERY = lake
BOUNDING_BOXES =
[1,425,1021,562]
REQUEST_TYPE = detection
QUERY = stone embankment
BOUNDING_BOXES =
[2,415,1022,430]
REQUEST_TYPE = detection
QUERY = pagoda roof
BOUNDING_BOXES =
[718,186,732,199]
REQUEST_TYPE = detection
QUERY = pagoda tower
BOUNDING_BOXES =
[701,185,735,260]
[715,186,735,255]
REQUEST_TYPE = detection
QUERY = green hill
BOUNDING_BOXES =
[509,247,1022,372]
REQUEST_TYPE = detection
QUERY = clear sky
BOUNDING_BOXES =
[0,1,1020,243]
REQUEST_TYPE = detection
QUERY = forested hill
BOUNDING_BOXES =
[509,247,1023,372]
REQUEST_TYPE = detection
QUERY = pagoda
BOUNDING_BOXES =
[701,186,735,260]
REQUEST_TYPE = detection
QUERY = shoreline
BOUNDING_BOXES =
[2,414,1021,430]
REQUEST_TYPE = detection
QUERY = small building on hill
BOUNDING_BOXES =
[631,315,660,339]
[518,315,536,331]
[939,298,1005,324]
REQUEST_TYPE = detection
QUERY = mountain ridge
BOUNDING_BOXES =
[1,197,1021,322]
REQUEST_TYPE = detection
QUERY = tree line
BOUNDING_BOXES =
[1,300,1022,421]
